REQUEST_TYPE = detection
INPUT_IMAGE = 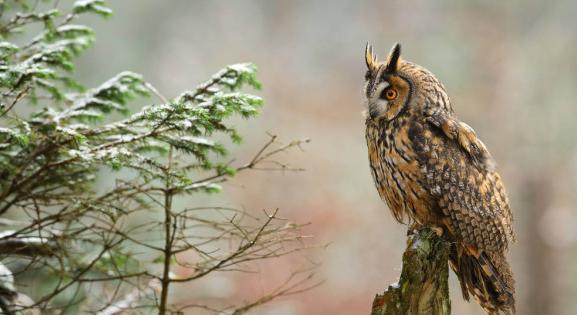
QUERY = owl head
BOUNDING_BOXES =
[363,43,451,122]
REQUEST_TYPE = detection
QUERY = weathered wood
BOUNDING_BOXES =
[371,228,451,315]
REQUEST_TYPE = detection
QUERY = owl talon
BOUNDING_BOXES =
[431,226,443,237]
[407,222,420,236]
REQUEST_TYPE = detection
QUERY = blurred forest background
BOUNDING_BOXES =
[71,1,577,314]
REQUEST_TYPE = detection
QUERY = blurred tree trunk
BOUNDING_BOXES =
[371,228,451,315]
[524,175,557,315]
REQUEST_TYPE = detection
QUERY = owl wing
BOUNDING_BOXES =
[425,109,495,172]
[414,111,516,312]
[409,110,514,253]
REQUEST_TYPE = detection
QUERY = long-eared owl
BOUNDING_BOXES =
[363,43,515,314]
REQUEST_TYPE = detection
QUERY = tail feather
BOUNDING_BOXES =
[450,245,515,314]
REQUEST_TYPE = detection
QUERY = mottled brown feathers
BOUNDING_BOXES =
[425,110,496,172]
[364,43,515,314]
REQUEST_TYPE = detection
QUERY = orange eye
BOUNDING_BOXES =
[382,87,397,100]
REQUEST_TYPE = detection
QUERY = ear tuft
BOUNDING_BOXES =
[365,42,378,74]
[384,42,401,73]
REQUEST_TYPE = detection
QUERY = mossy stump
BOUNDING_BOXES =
[371,228,451,315]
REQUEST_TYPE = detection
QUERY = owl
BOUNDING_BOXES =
[363,43,515,315]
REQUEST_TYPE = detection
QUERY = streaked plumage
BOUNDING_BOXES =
[363,43,515,314]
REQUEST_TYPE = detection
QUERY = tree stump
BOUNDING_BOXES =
[371,228,451,315]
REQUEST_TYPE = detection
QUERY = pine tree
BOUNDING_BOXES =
[0,1,314,314]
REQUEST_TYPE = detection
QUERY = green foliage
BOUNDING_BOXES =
[0,0,263,198]
[73,0,112,17]
[0,1,305,314]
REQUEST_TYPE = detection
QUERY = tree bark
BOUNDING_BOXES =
[371,228,451,315]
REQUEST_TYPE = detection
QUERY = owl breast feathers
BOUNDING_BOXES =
[364,43,515,315]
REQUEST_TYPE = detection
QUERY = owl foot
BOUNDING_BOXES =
[431,226,443,237]
[407,222,420,236]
